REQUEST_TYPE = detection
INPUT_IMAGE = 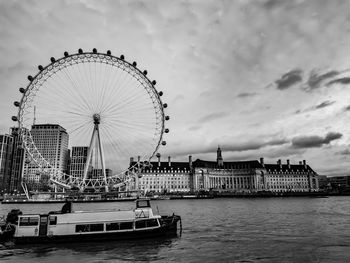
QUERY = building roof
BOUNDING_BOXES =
[263,163,316,174]
[193,159,264,169]
[31,124,67,133]
[131,161,191,172]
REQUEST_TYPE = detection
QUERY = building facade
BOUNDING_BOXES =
[70,146,89,178]
[0,134,13,193]
[24,124,69,189]
[135,156,193,194]
[135,147,319,194]
[8,127,25,193]
[262,159,319,192]
[328,175,350,190]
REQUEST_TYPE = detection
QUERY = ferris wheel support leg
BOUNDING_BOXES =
[96,126,108,192]
[82,125,97,191]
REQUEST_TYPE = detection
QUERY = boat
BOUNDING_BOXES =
[0,199,181,244]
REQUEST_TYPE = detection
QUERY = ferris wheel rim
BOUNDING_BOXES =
[14,49,169,189]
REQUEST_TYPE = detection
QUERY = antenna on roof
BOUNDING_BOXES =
[33,106,36,125]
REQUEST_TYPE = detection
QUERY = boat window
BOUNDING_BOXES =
[19,216,39,226]
[119,222,133,230]
[147,219,159,227]
[106,222,120,231]
[135,220,147,229]
[49,216,57,225]
[75,223,104,233]
[135,219,159,229]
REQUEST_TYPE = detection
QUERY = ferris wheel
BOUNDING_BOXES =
[12,49,169,192]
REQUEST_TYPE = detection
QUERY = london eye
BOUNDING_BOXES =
[12,49,169,192]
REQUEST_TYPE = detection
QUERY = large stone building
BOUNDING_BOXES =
[24,124,69,188]
[134,156,193,194]
[134,147,319,194]
[261,159,318,192]
[192,147,265,192]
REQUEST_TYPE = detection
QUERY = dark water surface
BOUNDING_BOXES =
[0,197,349,263]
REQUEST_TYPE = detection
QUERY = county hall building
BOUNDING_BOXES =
[135,147,319,194]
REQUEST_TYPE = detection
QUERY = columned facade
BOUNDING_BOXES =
[192,159,265,193]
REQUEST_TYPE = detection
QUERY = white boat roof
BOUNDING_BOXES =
[57,210,137,223]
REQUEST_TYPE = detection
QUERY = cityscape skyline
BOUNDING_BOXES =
[1,0,350,176]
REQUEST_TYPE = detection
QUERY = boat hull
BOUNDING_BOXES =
[14,217,180,244]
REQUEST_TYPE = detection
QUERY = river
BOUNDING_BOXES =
[0,196,349,263]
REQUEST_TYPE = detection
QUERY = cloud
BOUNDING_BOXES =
[222,139,288,152]
[295,100,335,114]
[275,69,303,90]
[327,77,350,86]
[337,149,350,155]
[198,112,230,122]
[237,92,258,98]
[315,100,335,109]
[198,139,288,154]
[305,70,339,91]
[344,105,350,111]
[263,0,284,9]
[291,132,342,148]
[188,125,201,131]
[172,95,185,104]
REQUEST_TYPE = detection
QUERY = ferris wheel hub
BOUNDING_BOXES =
[93,113,101,124]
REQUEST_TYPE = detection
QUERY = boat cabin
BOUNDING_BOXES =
[14,199,162,241]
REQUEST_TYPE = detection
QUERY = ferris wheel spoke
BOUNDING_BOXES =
[101,64,135,113]
[53,68,93,113]
[101,85,151,116]
[100,61,120,112]
[39,71,91,115]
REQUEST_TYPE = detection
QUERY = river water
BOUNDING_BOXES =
[0,196,349,263]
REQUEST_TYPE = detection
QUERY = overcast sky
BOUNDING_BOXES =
[1,0,350,175]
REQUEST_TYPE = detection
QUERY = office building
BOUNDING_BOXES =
[24,124,69,188]
[0,134,13,193]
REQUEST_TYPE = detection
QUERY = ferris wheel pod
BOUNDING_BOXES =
[132,61,137,67]
[50,57,56,63]
[165,116,170,121]
[27,75,33,81]
[19,87,26,93]
[152,80,156,85]
[11,116,18,122]
[143,70,148,75]
[163,103,168,108]
[107,50,111,55]
[13,101,20,107]
[120,55,125,60]
[156,152,161,158]
[64,51,69,57]
[158,91,163,96]
[161,141,166,146]
[93,48,97,53]
[38,65,44,71]
[164,128,169,133]
[78,48,83,54]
